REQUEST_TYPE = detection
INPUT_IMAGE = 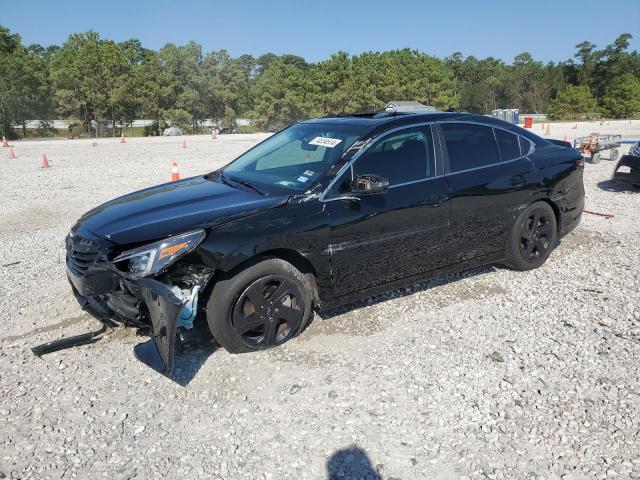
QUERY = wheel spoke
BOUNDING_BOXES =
[537,222,551,235]
[263,319,278,347]
[277,304,303,324]
[245,282,266,310]
[532,211,541,228]
[524,218,534,235]
[234,312,265,335]
[524,240,535,255]
[268,280,291,304]
[534,238,547,253]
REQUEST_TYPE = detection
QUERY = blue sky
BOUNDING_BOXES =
[4,0,639,63]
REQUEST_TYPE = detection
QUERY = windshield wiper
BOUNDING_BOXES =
[222,173,267,196]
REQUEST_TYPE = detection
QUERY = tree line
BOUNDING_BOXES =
[1,25,639,138]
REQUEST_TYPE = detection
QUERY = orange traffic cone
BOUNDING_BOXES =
[2,136,8,147]
[571,123,577,129]
[181,139,187,149]
[7,148,16,159]
[171,162,180,182]
[120,133,126,144]
[41,154,50,169]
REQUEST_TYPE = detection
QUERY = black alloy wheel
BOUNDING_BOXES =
[518,208,552,263]
[505,201,557,271]
[231,275,305,349]
[207,258,314,354]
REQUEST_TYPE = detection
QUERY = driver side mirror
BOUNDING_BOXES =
[350,174,389,196]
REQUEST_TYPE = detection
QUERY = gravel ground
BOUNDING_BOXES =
[1,125,639,480]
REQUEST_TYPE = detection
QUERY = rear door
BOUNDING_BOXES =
[438,122,534,263]
[324,125,451,296]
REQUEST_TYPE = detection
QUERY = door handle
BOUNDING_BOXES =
[423,194,448,207]
[510,174,528,186]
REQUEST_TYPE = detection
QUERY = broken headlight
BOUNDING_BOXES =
[113,230,206,277]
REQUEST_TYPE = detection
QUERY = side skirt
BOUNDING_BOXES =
[318,251,505,310]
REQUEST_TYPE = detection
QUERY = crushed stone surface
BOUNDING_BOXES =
[0,126,639,479]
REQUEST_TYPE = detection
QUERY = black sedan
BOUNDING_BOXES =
[57,111,585,375]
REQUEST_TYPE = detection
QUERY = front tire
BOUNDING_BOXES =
[505,202,557,271]
[206,258,314,353]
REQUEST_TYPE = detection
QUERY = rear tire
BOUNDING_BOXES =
[505,202,557,271]
[206,258,314,354]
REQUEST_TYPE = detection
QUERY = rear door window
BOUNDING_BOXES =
[441,123,500,172]
[494,128,521,161]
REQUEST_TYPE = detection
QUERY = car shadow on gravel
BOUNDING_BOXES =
[171,338,220,386]
[597,179,639,193]
[326,446,381,480]
[150,324,220,387]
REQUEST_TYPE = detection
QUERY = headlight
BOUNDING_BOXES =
[113,230,206,277]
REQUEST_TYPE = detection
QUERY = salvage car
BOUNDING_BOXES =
[51,111,585,376]
[612,141,640,187]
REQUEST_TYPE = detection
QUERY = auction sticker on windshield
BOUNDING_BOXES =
[309,137,342,148]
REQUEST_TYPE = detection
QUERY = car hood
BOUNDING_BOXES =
[73,175,288,244]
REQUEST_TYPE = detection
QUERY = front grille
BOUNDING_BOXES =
[65,233,103,275]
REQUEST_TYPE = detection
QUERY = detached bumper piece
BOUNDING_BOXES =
[612,155,640,187]
[32,324,110,357]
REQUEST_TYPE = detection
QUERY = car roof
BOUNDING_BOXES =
[301,111,513,134]
[302,111,466,127]
[302,111,547,145]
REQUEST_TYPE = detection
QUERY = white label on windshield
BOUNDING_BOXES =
[309,136,342,148]
[297,176,309,183]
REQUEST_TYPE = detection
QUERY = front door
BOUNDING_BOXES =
[324,125,451,297]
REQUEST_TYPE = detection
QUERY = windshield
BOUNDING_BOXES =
[222,123,367,194]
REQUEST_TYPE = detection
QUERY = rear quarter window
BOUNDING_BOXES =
[441,123,500,172]
[494,129,522,161]
[519,136,532,156]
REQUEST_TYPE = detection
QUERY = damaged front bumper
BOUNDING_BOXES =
[34,235,213,377]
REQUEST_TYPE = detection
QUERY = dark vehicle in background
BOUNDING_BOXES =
[612,141,640,187]
[60,111,585,376]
